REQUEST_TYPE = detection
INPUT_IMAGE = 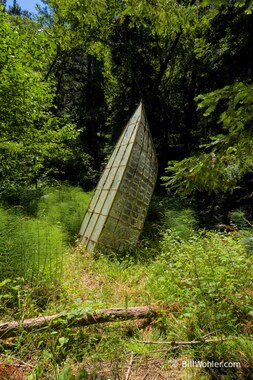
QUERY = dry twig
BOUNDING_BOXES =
[125,354,135,380]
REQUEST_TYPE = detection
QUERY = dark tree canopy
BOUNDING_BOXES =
[1,0,253,221]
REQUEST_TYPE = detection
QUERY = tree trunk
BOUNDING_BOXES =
[0,306,157,339]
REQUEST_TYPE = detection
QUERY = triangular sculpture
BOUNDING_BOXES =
[79,102,158,252]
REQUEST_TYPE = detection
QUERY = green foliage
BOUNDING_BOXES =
[38,186,92,241]
[148,229,253,332]
[163,82,253,194]
[0,185,91,278]
[0,205,66,283]
[200,0,253,14]
[0,185,91,315]
[0,9,55,134]
[229,209,253,230]
[193,337,253,379]
[56,367,92,380]
[1,0,253,375]
[0,197,252,378]
[162,205,198,241]
[196,82,253,134]
[0,7,88,193]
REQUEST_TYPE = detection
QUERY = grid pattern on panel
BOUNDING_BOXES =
[79,102,157,252]
[101,108,158,250]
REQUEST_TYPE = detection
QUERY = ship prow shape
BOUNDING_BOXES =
[79,102,158,252]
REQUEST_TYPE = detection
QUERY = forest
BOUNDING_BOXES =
[0,0,253,378]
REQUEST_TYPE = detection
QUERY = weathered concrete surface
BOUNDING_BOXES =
[79,102,158,252]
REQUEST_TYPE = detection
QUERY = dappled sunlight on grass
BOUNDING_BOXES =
[1,189,253,379]
[62,244,151,308]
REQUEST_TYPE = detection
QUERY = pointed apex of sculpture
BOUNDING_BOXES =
[137,100,144,113]
[129,101,146,126]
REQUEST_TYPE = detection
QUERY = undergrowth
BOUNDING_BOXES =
[0,191,253,379]
[38,186,92,242]
[0,206,65,282]
[0,186,91,314]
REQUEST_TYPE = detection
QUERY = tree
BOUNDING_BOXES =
[163,2,253,198]
[37,0,110,179]
[8,0,21,15]
[0,0,6,10]
[100,0,206,174]
[163,82,253,193]
[2,0,251,210]
[0,6,90,199]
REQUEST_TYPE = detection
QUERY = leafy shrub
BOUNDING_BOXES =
[162,206,197,241]
[229,209,253,230]
[0,187,43,217]
[147,230,253,332]
[141,195,198,247]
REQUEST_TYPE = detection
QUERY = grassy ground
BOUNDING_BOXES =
[0,189,253,379]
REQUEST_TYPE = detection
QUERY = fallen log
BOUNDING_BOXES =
[0,306,157,339]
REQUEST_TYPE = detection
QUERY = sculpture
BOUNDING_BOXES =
[79,102,158,252]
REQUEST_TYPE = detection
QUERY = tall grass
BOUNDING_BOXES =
[38,186,92,242]
[0,186,91,284]
[0,206,65,283]
[1,194,252,378]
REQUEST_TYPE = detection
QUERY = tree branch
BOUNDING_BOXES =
[0,306,157,339]
[154,28,182,90]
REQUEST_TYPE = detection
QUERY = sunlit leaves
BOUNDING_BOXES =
[0,8,81,192]
[0,10,55,135]
[200,0,253,14]
[196,83,253,133]
[163,82,253,194]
